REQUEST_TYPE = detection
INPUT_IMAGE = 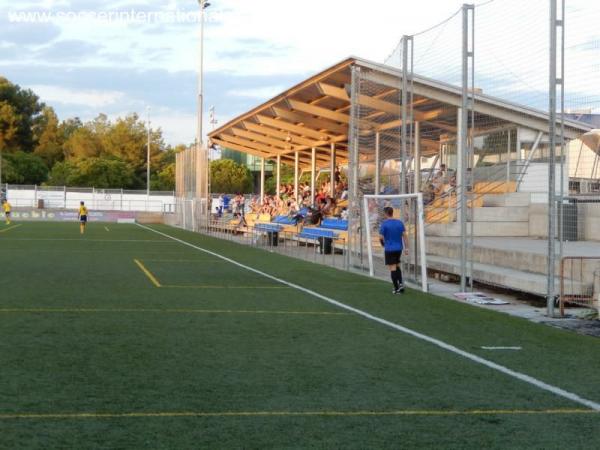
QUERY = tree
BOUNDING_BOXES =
[210,159,253,194]
[48,157,135,188]
[151,163,176,191]
[34,106,64,167]
[0,101,19,152]
[0,77,44,152]
[3,151,48,184]
[47,160,76,186]
[63,126,103,160]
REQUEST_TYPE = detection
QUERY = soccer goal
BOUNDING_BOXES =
[362,193,428,292]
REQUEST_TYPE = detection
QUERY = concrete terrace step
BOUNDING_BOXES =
[427,238,553,277]
[426,238,600,283]
[426,222,530,237]
[427,254,590,296]
[482,192,531,207]
[470,206,529,222]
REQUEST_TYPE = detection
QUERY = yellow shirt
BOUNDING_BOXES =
[79,206,88,216]
[2,202,10,213]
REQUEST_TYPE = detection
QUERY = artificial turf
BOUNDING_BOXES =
[0,221,599,449]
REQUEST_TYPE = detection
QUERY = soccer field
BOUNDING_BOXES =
[0,222,599,449]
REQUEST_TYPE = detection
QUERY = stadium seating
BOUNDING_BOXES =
[299,218,349,252]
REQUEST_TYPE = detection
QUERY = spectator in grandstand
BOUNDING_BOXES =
[423,183,435,206]
[432,173,444,198]
[287,197,299,217]
[448,175,457,194]
[217,194,224,218]
[249,196,260,214]
[340,183,349,200]
[2,199,12,225]
[466,168,473,192]
[306,207,322,226]
[315,189,327,206]
[237,193,246,216]
[379,206,407,295]
[78,201,88,235]
[438,163,448,182]
[340,207,348,220]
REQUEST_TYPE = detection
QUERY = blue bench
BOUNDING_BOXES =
[255,223,283,233]
[298,219,348,254]
[273,216,296,226]
[321,218,348,231]
[298,228,338,240]
[254,222,283,246]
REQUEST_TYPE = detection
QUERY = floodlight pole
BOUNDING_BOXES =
[197,0,210,151]
[146,106,151,197]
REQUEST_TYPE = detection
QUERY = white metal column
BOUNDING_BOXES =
[310,147,316,205]
[260,157,265,204]
[375,132,381,195]
[330,143,336,197]
[294,151,299,200]
[414,121,421,193]
[276,154,281,197]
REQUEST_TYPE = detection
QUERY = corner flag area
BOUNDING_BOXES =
[1,223,599,448]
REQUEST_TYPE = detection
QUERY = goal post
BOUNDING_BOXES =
[363,193,428,292]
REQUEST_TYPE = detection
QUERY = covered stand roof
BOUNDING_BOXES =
[208,57,590,170]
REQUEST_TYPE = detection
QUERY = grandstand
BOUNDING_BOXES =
[174,56,598,308]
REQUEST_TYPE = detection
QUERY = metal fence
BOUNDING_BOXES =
[375,0,600,317]
[167,199,349,271]
[2,184,176,213]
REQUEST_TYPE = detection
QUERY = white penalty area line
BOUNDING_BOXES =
[481,346,522,351]
[137,224,600,412]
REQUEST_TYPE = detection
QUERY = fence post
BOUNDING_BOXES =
[459,4,475,292]
[547,0,564,317]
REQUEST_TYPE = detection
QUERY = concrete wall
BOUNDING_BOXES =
[519,163,570,203]
[581,203,600,241]
[529,202,600,242]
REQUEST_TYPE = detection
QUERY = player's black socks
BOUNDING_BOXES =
[390,271,399,290]
[395,266,403,285]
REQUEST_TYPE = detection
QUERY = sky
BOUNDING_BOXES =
[0,0,598,146]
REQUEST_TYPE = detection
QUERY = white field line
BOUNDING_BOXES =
[481,347,523,351]
[0,238,171,243]
[137,224,600,412]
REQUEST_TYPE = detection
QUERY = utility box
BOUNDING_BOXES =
[558,199,577,241]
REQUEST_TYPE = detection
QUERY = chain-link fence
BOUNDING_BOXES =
[168,199,349,271]
[369,0,599,316]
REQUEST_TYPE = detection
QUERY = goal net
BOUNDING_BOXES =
[363,194,428,292]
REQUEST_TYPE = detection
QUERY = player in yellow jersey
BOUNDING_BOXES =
[2,199,11,225]
[78,201,88,234]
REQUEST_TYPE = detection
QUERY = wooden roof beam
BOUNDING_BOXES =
[272,107,348,135]
[257,115,332,140]
[218,134,281,157]
[231,128,295,151]
[210,138,271,158]
[287,99,351,125]
[243,122,318,147]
